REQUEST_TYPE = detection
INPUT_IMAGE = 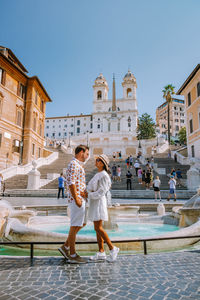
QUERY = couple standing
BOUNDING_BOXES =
[58,144,119,263]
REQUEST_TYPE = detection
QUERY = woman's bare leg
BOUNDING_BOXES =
[94,220,113,251]
[96,231,104,252]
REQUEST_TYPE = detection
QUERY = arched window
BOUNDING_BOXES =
[97,91,102,99]
[40,99,44,112]
[127,88,132,98]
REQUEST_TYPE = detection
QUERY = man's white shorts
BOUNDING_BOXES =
[68,200,87,227]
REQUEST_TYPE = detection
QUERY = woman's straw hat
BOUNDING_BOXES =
[94,154,109,171]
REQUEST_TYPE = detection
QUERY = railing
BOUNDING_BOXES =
[1,235,200,259]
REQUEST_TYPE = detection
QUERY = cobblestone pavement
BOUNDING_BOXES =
[0,251,200,300]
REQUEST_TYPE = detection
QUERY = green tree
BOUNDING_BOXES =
[162,84,175,145]
[137,113,156,140]
[178,127,187,145]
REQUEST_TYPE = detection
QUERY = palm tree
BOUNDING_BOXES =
[162,84,175,145]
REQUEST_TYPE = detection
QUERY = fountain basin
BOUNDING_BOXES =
[2,214,200,253]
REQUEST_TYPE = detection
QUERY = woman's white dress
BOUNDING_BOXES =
[87,170,111,221]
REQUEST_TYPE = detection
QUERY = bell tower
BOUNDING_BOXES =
[122,69,137,101]
[93,73,108,102]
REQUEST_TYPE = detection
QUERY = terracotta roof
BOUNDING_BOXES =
[0,46,28,72]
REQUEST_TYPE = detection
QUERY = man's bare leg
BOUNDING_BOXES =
[64,223,86,254]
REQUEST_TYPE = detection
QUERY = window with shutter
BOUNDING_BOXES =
[191,145,195,158]
[188,92,191,106]
[33,118,36,131]
[189,119,193,133]
[17,111,22,127]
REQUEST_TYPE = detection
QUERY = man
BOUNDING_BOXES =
[57,173,66,199]
[112,164,117,182]
[134,160,140,176]
[129,155,133,169]
[167,176,177,201]
[126,170,133,190]
[176,169,182,187]
[58,144,89,263]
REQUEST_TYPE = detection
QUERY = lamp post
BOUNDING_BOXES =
[19,141,23,165]
[138,138,141,149]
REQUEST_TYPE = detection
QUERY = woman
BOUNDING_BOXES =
[153,176,161,201]
[171,168,176,178]
[87,154,119,261]
[117,165,121,182]
[142,169,146,186]
[137,168,142,184]
[145,168,152,190]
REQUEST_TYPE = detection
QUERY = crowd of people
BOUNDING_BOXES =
[109,155,183,202]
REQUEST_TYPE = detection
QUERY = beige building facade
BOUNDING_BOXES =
[177,64,200,159]
[156,98,185,140]
[0,46,52,170]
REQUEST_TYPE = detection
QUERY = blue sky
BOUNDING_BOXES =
[1,0,200,119]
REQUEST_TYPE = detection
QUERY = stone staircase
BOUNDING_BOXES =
[42,152,97,189]
[4,147,73,190]
[3,147,191,191]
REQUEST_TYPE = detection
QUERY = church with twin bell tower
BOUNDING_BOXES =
[45,70,162,156]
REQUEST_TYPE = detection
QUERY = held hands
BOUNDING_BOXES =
[80,190,88,200]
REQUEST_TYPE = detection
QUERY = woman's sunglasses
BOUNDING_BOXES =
[96,158,101,162]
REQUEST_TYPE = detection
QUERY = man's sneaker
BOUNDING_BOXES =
[90,252,106,261]
[58,245,69,260]
[107,246,119,262]
[68,254,87,264]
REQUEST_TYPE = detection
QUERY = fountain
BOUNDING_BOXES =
[179,188,200,226]
[1,193,200,253]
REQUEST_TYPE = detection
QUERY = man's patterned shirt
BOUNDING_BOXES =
[66,158,86,203]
